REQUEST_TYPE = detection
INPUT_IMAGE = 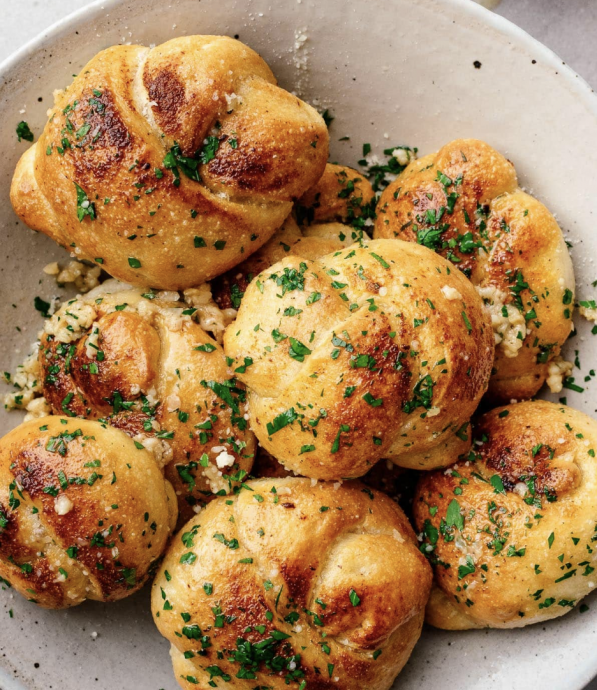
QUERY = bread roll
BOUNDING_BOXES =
[374,139,575,402]
[38,281,256,524]
[296,162,376,227]
[252,445,300,479]
[252,447,412,504]
[211,216,351,310]
[212,163,374,311]
[224,238,494,477]
[152,478,431,690]
[10,36,328,290]
[414,400,597,628]
[0,416,177,608]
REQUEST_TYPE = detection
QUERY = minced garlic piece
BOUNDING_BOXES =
[476,284,527,358]
[546,357,573,393]
[84,323,101,358]
[132,435,172,469]
[53,260,102,293]
[203,463,230,495]
[224,92,243,111]
[441,285,462,301]
[158,307,191,333]
[183,283,237,343]
[579,304,597,323]
[3,351,43,411]
[24,396,51,422]
[155,290,180,302]
[44,299,97,343]
[391,147,415,167]
[43,262,60,276]
[54,494,74,516]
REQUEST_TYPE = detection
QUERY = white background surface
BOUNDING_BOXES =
[1,0,596,688]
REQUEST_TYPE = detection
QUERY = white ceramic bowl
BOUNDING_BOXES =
[2,0,597,688]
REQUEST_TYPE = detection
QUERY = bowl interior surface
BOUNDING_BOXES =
[1,0,597,688]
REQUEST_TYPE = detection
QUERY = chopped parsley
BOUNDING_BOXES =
[16,121,34,142]
[75,183,96,222]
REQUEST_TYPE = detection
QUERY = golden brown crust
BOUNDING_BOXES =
[224,238,494,477]
[39,334,92,418]
[212,162,372,312]
[38,285,256,525]
[374,139,575,403]
[10,37,328,290]
[413,400,597,629]
[151,478,431,690]
[73,310,161,412]
[0,417,176,609]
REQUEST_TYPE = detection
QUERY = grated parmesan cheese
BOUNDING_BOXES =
[203,463,230,495]
[215,450,236,469]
